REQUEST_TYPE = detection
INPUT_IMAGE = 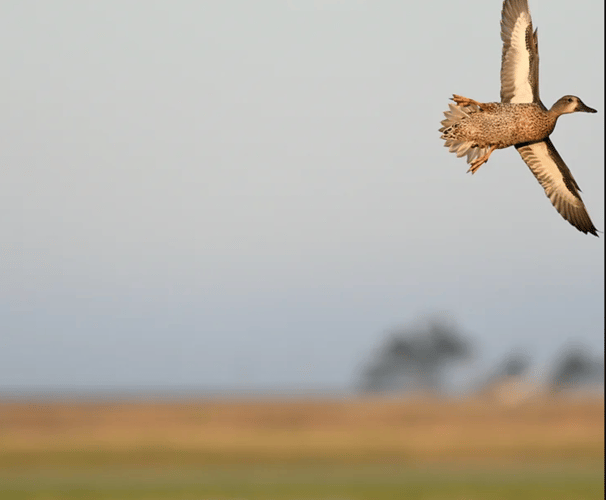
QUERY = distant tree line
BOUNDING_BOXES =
[358,316,604,396]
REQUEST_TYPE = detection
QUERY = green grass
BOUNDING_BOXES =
[1,464,603,500]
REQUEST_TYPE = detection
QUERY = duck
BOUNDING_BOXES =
[439,0,598,236]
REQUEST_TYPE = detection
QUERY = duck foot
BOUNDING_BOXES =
[452,94,489,110]
[467,145,497,174]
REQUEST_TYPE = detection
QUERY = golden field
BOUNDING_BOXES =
[0,395,603,467]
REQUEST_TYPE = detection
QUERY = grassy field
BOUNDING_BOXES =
[0,395,603,499]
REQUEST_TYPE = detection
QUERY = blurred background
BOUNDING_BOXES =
[0,0,603,398]
[0,1,603,497]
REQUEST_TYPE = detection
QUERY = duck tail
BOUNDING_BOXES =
[439,102,490,164]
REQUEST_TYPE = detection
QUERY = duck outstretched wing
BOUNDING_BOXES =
[500,0,540,104]
[516,138,597,235]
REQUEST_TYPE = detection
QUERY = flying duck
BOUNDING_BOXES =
[439,0,598,235]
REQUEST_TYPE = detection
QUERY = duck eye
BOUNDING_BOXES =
[567,98,573,103]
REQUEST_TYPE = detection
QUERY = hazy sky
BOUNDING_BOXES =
[1,0,603,391]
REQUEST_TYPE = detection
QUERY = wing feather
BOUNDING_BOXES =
[516,139,597,235]
[500,0,540,104]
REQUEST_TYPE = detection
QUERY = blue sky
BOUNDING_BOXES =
[1,0,603,391]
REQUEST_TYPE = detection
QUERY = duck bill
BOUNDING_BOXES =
[578,103,597,113]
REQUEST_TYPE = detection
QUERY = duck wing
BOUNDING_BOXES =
[516,138,597,235]
[500,0,540,104]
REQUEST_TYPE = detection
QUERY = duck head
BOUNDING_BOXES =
[550,95,597,115]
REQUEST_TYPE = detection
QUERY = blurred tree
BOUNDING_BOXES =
[475,352,531,390]
[473,352,535,404]
[500,354,531,377]
[359,318,472,394]
[548,347,604,393]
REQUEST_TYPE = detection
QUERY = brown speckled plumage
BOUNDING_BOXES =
[439,0,598,236]
[441,102,557,151]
